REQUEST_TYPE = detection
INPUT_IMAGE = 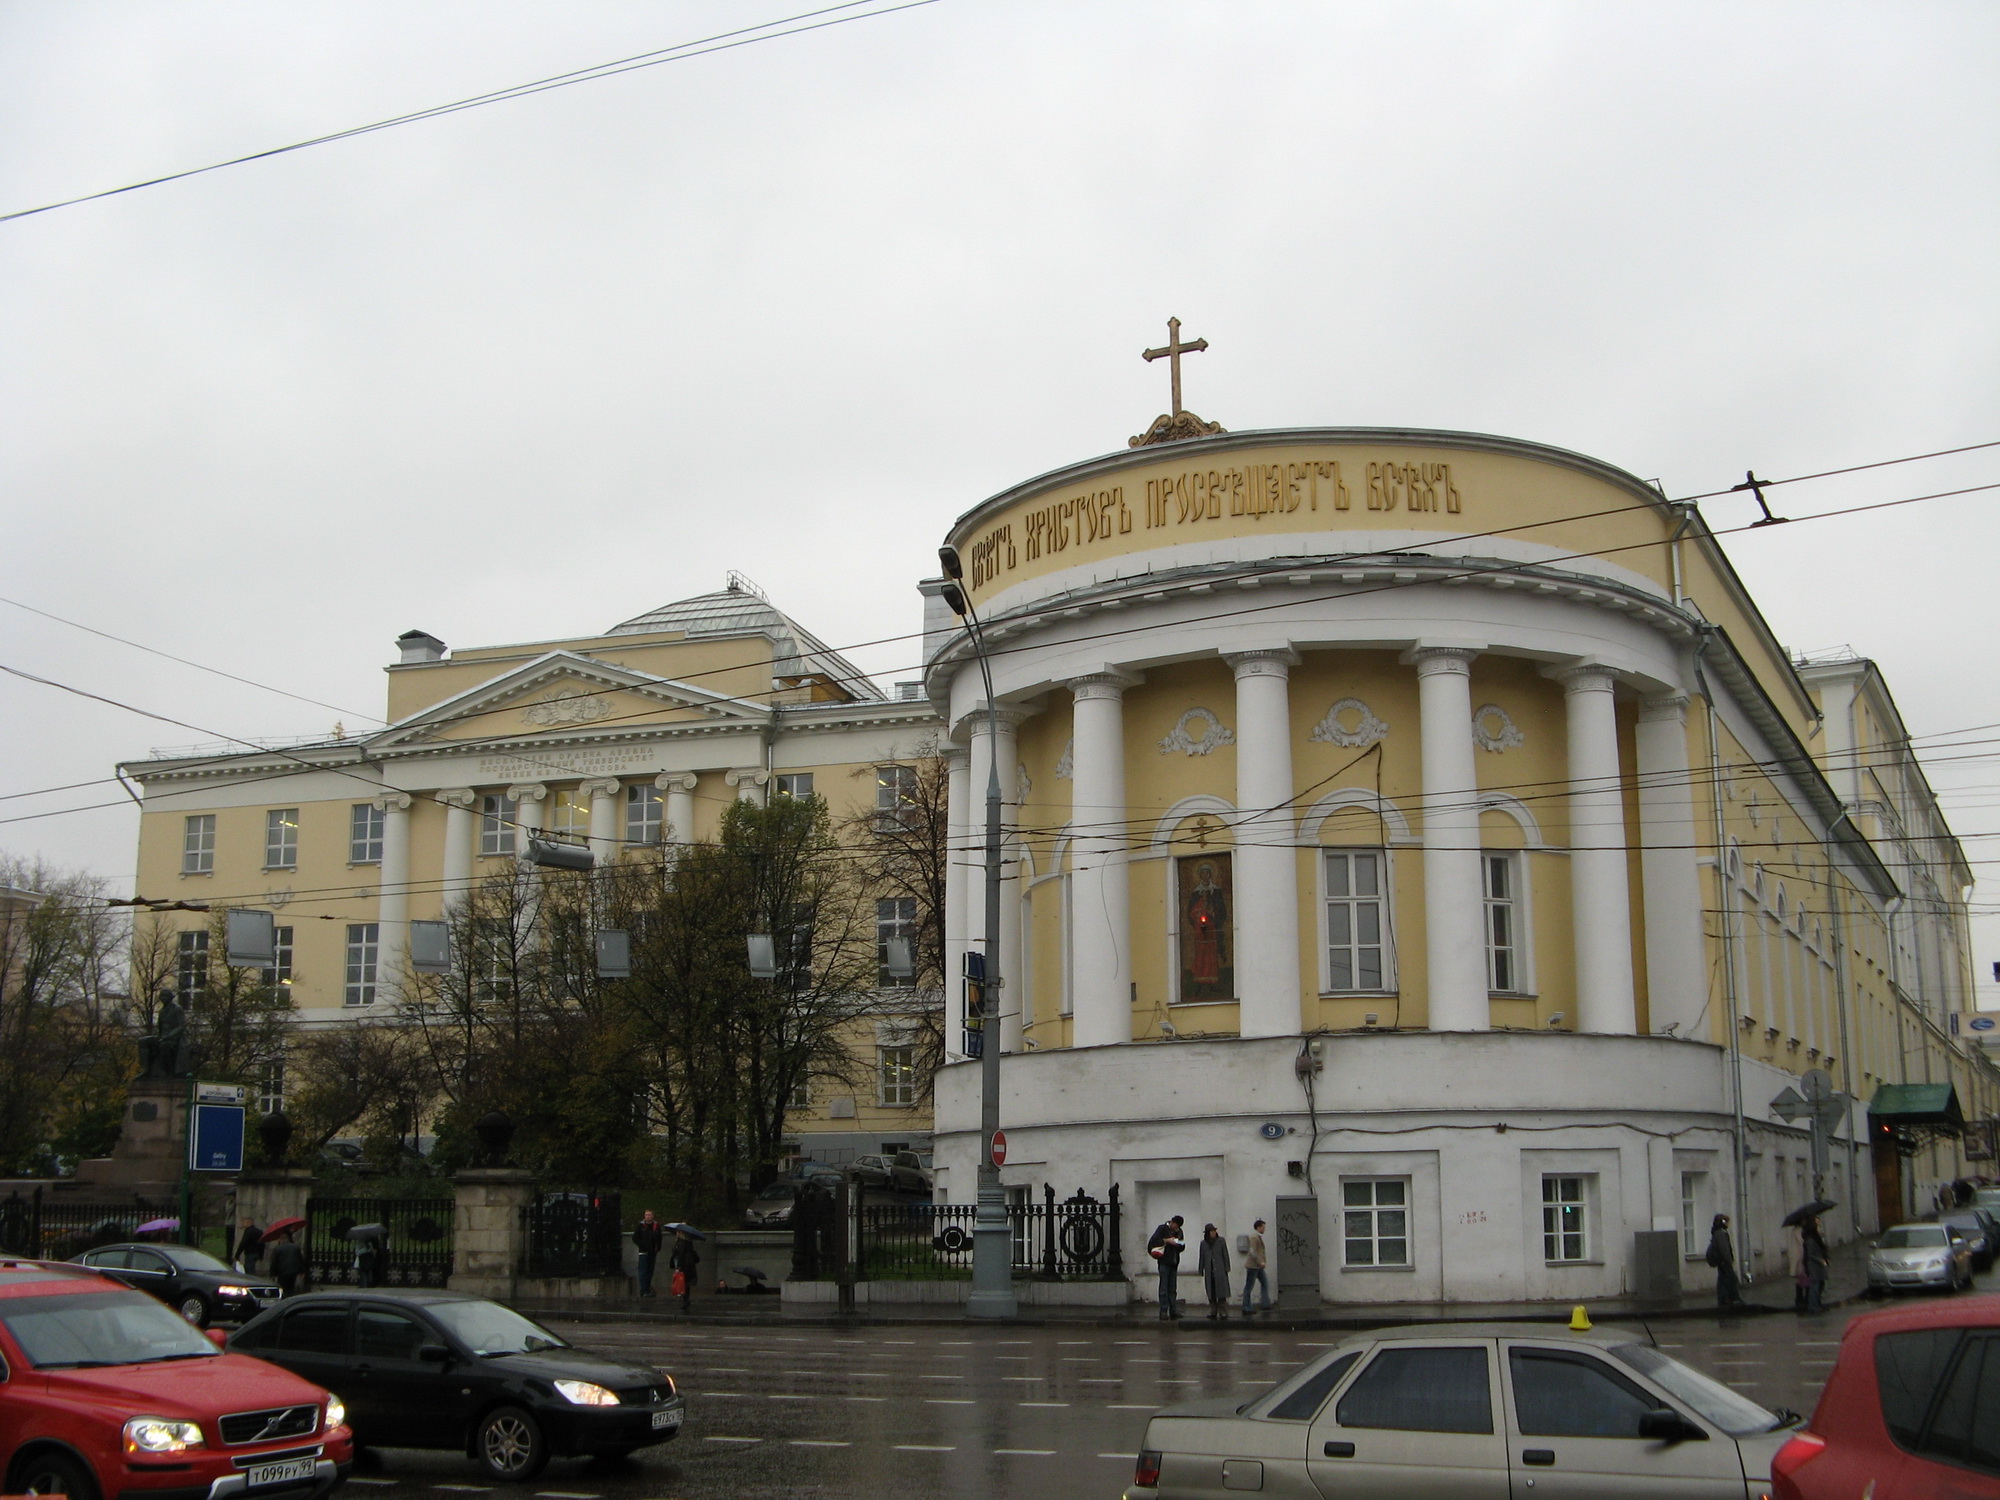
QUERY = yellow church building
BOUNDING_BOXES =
[123,385,1999,1303]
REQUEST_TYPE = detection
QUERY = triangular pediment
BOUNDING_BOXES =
[369,652,770,750]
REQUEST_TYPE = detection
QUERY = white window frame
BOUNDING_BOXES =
[176,928,210,994]
[877,1043,916,1107]
[344,922,380,1007]
[480,794,517,857]
[183,815,215,875]
[256,1057,285,1116]
[264,809,299,870]
[775,772,815,799]
[875,764,918,830]
[1679,1170,1708,1258]
[1320,847,1394,995]
[624,785,662,845]
[1482,850,1533,995]
[1541,1174,1593,1264]
[349,803,384,864]
[261,925,294,988]
[1340,1176,1412,1268]
[547,790,589,845]
[876,896,917,989]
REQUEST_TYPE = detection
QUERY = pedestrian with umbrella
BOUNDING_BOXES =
[1704,1214,1743,1308]
[1784,1200,1836,1315]
[347,1223,389,1287]
[667,1223,704,1315]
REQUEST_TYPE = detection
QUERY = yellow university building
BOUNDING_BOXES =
[126,370,2000,1302]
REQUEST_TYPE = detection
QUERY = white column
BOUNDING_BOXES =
[1067,672,1139,1048]
[967,708,1030,1054]
[581,778,622,865]
[657,772,698,851]
[1636,695,1708,1039]
[1227,649,1303,1038]
[509,783,547,855]
[1551,662,1638,1035]
[374,792,414,993]
[943,746,972,1051]
[726,768,769,804]
[439,789,477,910]
[1410,646,1488,1031]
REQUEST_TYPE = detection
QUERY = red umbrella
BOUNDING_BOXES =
[261,1215,306,1241]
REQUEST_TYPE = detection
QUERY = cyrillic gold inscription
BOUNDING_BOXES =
[1022,486,1130,562]
[1366,461,1460,513]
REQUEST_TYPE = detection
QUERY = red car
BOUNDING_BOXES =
[0,1258,352,1500]
[1772,1293,1999,1499]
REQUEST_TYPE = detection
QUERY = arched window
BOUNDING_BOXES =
[1752,864,1765,901]
[1776,885,1788,919]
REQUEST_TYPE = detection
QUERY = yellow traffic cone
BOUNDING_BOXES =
[1568,1304,1592,1331]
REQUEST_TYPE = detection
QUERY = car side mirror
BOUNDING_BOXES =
[206,1329,227,1349]
[418,1344,452,1363]
[1638,1409,1705,1443]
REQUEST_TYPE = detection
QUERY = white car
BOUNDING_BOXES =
[1129,1322,1798,1499]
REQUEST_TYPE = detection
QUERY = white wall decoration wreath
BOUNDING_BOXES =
[1159,707,1236,756]
[1309,697,1389,749]
[1470,703,1524,753]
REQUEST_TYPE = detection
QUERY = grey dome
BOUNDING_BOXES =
[609,583,883,701]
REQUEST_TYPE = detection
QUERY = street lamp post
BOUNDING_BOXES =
[937,546,1016,1319]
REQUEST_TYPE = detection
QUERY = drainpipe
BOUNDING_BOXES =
[1824,813,1863,1238]
[1693,636,1751,1282]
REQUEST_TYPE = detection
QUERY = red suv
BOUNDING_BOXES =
[0,1259,352,1500]
[1772,1293,1998,1498]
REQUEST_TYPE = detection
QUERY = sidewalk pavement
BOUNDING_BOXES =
[518,1237,1877,1330]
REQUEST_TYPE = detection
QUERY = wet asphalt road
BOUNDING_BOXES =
[347,1266,1995,1500]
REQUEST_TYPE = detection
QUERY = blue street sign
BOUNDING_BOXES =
[189,1103,245,1172]
[1972,1016,1997,1032]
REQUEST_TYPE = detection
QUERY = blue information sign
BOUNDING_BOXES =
[189,1103,246,1172]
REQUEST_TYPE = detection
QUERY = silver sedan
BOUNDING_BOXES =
[1865,1221,1977,1293]
[1127,1322,1799,1499]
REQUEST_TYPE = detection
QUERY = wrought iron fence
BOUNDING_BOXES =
[851,1184,1123,1282]
[0,1189,187,1260]
[522,1190,623,1278]
[304,1195,454,1288]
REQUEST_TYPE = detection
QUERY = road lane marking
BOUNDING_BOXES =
[895,1445,956,1451]
[536,1490,598,1496]
[790,1440,850,1447]
[347,1482,398,1488]
[1019,1401,1070,1407]
[767,1393,816,1399]
[704,1436,760,1443]
[994,1449,1058,1455]
[1099,1453,1139,1459]
[1110,1404,1155,1409]
[698,1391,748,1397]
[432,1487,492,1493]
[1080,1378,1124,1383]
[919,1374,965,1380]
[926,1398,976,1404]
[845,1395,888,1402]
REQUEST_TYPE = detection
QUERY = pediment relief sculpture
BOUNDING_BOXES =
[520,686,615,727]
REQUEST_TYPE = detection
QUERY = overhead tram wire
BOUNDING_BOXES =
[9,468,1997,830]
[0,0,943,225]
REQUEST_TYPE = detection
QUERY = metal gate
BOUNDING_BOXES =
[303,1195,454,1288]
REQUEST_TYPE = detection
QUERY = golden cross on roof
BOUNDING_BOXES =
[1143,317,1209,418]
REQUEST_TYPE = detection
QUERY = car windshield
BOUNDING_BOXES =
[758,1184,797,1201]
[428,1300,568,1356]
[166,1248,237,1275]
[1,1288,222,1368]
[1878,1226,1948,1248]
[1608,1343,1785,1436]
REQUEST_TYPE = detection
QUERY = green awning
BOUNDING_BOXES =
[1869,1083,1965,1128]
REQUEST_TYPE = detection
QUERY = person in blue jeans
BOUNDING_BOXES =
[1240,1219,1273,1314]
[1147,1216,1185,1319]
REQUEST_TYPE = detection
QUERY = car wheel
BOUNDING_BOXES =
[18,1452,101,1500]
[475,1406,549,1482]
[176,1292,210,1327]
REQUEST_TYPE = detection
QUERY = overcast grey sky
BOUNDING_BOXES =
[3,0,1996,989]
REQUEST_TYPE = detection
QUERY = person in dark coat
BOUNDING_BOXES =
[1799,1215,1830,1314]
[1705,1214,1742,1308]
[633,1210,664,1298]
[1147,1216,1185,1320]
[235,1218,263,1275]
[669,1228,701,1314]
[1197,1223,1232,1319]
[264,1229,305,1297]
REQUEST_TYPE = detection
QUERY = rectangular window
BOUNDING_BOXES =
[548,789,589,845]
[261,925,294,989]
[182,814,215,874]
[1342,1178,1410,1267]
[344,922,380,1006]
[877,1044,915,1107]
[474,917,514,1001]
[1484,852,1520,992]
[625,785,662,845]
[775,772,815,799]
[876,897,917,988]
[480,794,517,857]
[176,929,210,995]
[1324,849,1387,991]
[349,803,384,864]
[1680,1171,1707,1257]
[264,809,299,870]
[1542,1175,1591,1263]
[875,764,918,829]
[256,1057,285,1116]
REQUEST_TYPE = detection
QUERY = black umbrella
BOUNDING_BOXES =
[1782,1199,1837,1227]
[344,1222,389,1241]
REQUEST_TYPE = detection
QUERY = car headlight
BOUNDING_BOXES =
[124,1417,205,1454]
[324,1395,347,1430]
[655,1369,676,1397]
[553,1379,620,1407]
[216,1284,251,1297]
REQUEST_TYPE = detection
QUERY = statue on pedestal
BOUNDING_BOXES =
[137,990,191,1080]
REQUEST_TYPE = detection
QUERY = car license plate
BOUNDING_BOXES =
[651,1409,682,1431]
[245,1457,318,1488]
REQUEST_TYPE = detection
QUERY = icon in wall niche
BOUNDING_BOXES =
[1160,707,1236,756]
[1177,852,1234,1002]
[1471,703,1525,753]
[1054,737,1074,780]
[1309,697,1389,749]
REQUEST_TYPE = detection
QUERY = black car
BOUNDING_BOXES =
[70,1241,280,1327]
[228,1288,684,1479]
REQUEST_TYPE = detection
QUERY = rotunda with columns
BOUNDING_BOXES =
[923,423,1971,1305]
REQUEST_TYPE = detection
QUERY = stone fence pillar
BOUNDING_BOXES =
[451,1169,536,1299]
[234,1168,314,1237]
